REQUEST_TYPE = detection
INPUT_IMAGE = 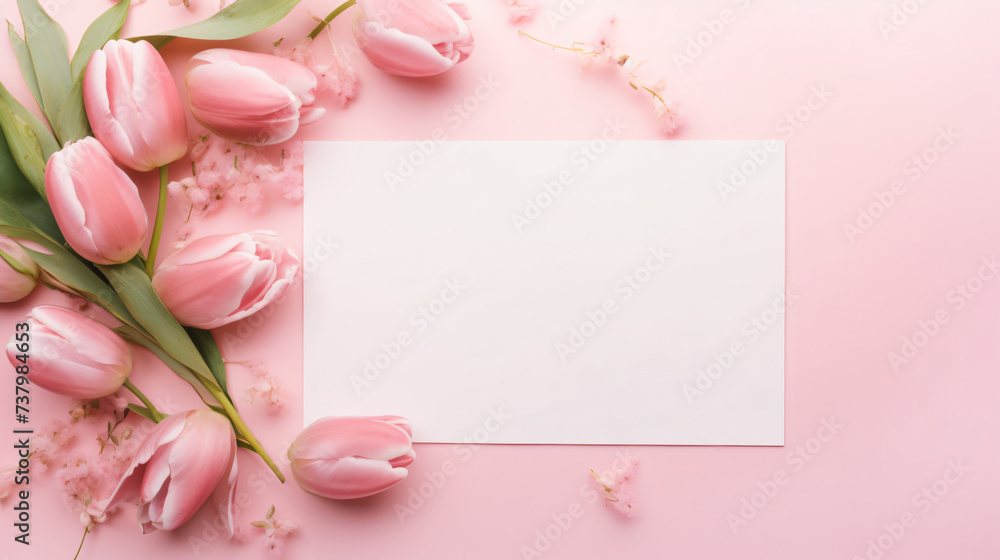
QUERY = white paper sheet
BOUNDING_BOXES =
[303,140,785,445]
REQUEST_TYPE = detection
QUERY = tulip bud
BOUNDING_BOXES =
[287,416,415,499]
[84,40,188,172]
[353,0,474,77]
[0,235,39,303]
[185,49,325,145]
[104,409,238,535]
[44,138,149,265]
[151,231,300,329]
[5,306,132,399]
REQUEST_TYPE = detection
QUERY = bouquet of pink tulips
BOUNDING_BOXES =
[0,0,476,550]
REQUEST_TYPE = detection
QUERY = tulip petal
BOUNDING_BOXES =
[131,41,188,170]
[288,417,413,463]
[196,247,300,330]
[44,138,148,265]
[187,61,302,145]
[212,432,239,538]
[371,415,413,436]
[103,412,188,515]
[238,258,278,311]
[10,306,131,399]
[156,233,251,269]
[139,439,177,504]
[152,232,300,329]
[191,49,319,105]
[31,306,131,369]
[298,106,326,126]
[293,456,408,499]
[353,16,457,77]
[45,149,102,260]
[389,449,416,469]
[83,47,136,168]
[359,0,470,45]
[153,252,259,328]
[85,40,187,171]
[154,411,233,531]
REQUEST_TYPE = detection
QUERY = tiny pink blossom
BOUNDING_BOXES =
[177,223,196,241]
[654,99,683,134]
[32,419,75,472]
[245,373,285,410]
[68,390,130,423]
[58,422,144,530]
[279,144,305,201]
[522,15,683,135]
[577,16,617,68]
[251,507,298,559]
[168,132,304,221]
[589,455,638,517]
[277,36,357,108]
[506,0,538,23]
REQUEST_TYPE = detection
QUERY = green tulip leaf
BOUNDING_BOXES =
[187,327,231,401]
[0,128,61,240]
[7,23,43,115]
[53,0,130,145]
[0,79,60,196]
[15,0,73,135]
[0,104,47,194]
[70,0,131,80]
[0,219,134,321]
[131,0,303,50]
[117,325,221,403]
[98,258,214,380]
[56,74,91,144]
[0,247,38,278]
[126,403,159,423]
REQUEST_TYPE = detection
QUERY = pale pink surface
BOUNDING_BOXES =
[0,1,997,559]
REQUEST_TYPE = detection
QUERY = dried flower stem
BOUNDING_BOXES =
[308,0,357,40]
[518,30,583,52]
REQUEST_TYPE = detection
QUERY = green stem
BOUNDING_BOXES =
[145,166,169,278]
[73,527,88,560]
[123,379,164,422]
[307,0,357,39]
[205,384,285,483]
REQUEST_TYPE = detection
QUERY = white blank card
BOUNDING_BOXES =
[303,140,785,445]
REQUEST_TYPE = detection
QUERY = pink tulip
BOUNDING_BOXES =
[287,416,415,499]
[44,137,148,265]
[0,235,39,303]
[186,49,325,145]
[151,231,300,329]
[353,0,474,77]
[84,39,188,172]
[105,409,238,535]
[5,306,132,399]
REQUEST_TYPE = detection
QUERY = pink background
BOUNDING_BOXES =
[2,0,998,558]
